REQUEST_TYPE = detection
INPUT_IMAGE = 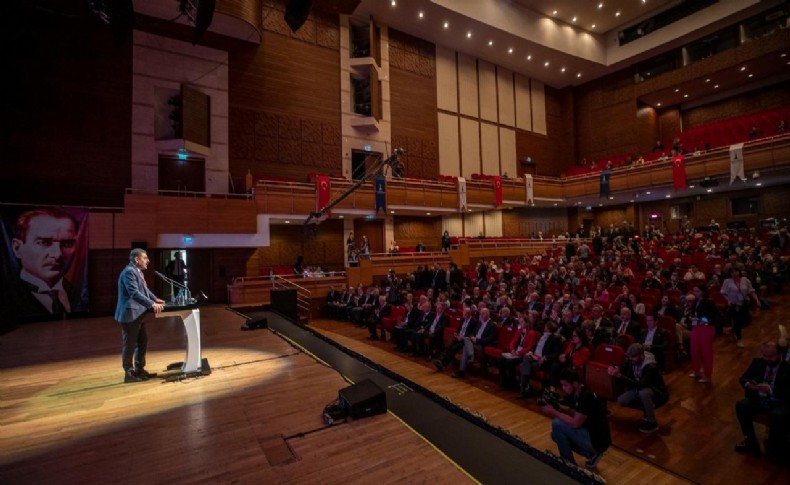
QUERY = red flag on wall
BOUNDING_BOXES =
[316,175,331,216]
[492,176,503,207]
[672,155,687,191]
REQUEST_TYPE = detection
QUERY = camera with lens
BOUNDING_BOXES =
[537,389,562,409]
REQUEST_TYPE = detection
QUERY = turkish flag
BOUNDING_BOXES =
[672,155,687,191]
[492,176,503,207]
[316,175,331,216]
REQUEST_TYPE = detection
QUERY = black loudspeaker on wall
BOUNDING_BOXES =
[338,379,387,420]
[284,0,313,32]
[131,241,148,250]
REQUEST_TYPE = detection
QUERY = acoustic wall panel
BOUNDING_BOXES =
[531,79,547,135]
[499,127,517,177]
[478,60,497,122]
[457,53,479,118]
[442,214,463,236]
[464,212,484,237]
[515,73,532,131]
[484,210,503,237]
[496,67,515,127]
[436,45,458,113]
[459,117,480,178]
[480,122,499,175]
[438,112,460,176]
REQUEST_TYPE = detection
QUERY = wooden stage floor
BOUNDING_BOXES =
[0,307,470,484]
[310,302,789,485]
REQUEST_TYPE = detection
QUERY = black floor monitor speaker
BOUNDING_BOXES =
[241,315,268,331]
[338,379,386,420]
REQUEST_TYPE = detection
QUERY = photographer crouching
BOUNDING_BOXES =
[540,368,612,469]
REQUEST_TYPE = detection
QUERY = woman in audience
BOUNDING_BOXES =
[655,295,679,321]
[550,327,592,385]
[720,267,760,348]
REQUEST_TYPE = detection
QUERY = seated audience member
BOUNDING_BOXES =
[433,306,479,371]
[453,308,496,378]
[590,304,615,347]
[392,301,420,352]
[368,295,391,341]
[398,301,431,354]
[608,343,669,434]
[614,307,642,345]
[518,321,562,396]
[351,288,377,327]
[684,265,706,282]
[540,368,611,469]
[549,328,592,385]
[497,313,540,388]
[414,301,449,358]
[640,314,669,370]
[655,295,680,321]
[665,272,687,292]
[641,271,663,291]
[734,342,790,463]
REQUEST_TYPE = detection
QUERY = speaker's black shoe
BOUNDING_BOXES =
[135,369,156,379]
[124,370,143,383]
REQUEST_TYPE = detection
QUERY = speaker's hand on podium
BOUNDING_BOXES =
[152,302,165,313]
[155,298,166,304]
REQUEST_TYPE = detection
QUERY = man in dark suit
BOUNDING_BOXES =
[10,208,88,318]
[734,341,790,462]
[406,301,434,356]
[393,301,422,352]
[115,248,165,383]
[368,295,391,341]
[614,308,642,344]
[639,314,669,370]
[415,301,449,358]
[431,263,446,292]
[641,271,664,291]
[433,306,478,371]
[454,308,497,378]
[497,306,516,328]
[519,321,563,396]
[525,292,544,313]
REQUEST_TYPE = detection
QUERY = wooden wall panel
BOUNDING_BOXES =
[501,208,569,238]
[478,61,498,122]
[530,80,547,135]
[497,67,515,127]
[460,118,481,177]
[480,122,500,175]
[658,108,681,144]
[438,113,460,176]
[252,220,344,273]
[483,210,503,237]
[515,74,532,131]
[515,86,571,177]
[435,45,458,112]
[390,29,439,181]
[636,105,660,156]
[499,127,517,178]
[458,53,479,118]
[1,6,132,207]
[393,216,443,248]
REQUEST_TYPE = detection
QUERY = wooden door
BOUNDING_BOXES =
[354,219,384,254]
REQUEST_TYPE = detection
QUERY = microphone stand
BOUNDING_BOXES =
[154,271,192,305]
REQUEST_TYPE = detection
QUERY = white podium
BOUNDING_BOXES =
[156,304,205,373]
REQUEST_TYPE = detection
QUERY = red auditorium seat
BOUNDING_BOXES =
[585,344,626,400]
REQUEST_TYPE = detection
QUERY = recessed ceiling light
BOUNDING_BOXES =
[646,191,652,195]
[527,54,532,60]
[748,73,753,78]
[553,10,558,15]
[285,220,290,224]
[756,182,762,186]
[609,196,614,200]
[740,66,746,71]
[390,0,396,6]
[418,11,423,19]
[683,94,689,98]
[642,0,647,3]
[488,40,493,46]
[468,209,472,212]
[508,47,513,54]
[689,185,695,188]
[615,11,621,17]
[598,203,603,207]
[572,16,577,23]
[466,31,472,38]
[576,72,582,78]
[714,84,719,88]
[707,188,713,193]
[561,67,566,73]
[598,3,603,9]
[665,194,671,198]
[426,212,431,216]
[674,88,679,93]
[781,53,787,58]
[443,21,449,29]
[591,24,596,29]
[544,61,550,67]
[390,210,395,214]
[630,200,634,203]
[554,203,558,206]
[339,215,344,219]
[705,78,711,83]
[657,102,662,106]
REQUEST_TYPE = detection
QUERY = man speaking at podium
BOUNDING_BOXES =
[115,248,164,383]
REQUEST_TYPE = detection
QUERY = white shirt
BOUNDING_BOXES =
[19,269,70,313]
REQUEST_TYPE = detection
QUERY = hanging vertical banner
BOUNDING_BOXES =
[729,143,746,184]
[525,174,534,205]
[375,174,386,212]
[457,177,468,212]
[672,155,687,191]
[599,169,610,198]
[492,175,503,207]
[0,206,90,322]
[316,175,331,216]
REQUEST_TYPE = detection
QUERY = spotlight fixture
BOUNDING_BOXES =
[488,40,493,46]
[544,61,550,67]
[576,72,582,78]
[418,11,423,18]
[591,24,596,29]
[508,47,513,54]
[615,11,621,17]
[466,31,472,38]
[443,21,449,28]
[527,54,532,60]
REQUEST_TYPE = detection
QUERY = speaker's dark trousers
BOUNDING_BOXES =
[122,316,148,371]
